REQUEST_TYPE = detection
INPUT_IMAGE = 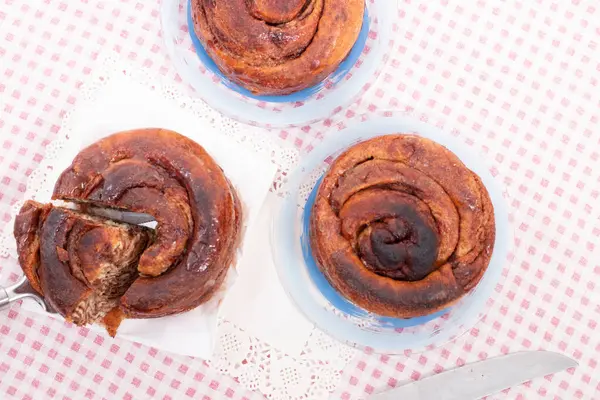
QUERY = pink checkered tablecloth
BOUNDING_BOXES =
[1,0,599,399]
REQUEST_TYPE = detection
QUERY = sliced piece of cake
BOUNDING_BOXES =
[14,201,152,336]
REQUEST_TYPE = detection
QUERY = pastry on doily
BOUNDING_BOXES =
[14,201,152,335]
[14,128,242,335]
[53,128,242,318]
[310,134,496,318]
[191,0,365,95]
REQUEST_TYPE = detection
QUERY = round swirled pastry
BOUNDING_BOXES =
[310,135,496,318]
[52,129,242,319]
[190,0,365,95]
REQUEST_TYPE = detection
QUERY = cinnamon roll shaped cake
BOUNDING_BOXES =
[14,129,242,334]
[191,0,365,95]
[52,129,242,318]
[310,135,496,318]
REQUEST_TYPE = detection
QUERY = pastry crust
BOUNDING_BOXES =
[309,135,496,318]
[13,200,51,295]
[191,0,365,95]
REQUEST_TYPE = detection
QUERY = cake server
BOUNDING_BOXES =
[369,351,577,400]
[0,275,55,313]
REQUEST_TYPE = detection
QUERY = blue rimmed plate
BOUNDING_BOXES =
[272,113,511,353]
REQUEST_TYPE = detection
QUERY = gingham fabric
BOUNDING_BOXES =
[0,1,598,399]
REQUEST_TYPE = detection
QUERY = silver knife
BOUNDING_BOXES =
[369,351,577,400]
[86,207,155,226]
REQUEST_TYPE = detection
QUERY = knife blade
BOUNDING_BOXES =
[87,207,156,226]
[369,351,577,400]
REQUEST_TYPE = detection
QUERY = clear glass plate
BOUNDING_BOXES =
[272,113,512,354]
[160,0,397,127]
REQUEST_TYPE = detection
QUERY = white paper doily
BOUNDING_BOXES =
[211,320,357,400]
[0,55,358,400]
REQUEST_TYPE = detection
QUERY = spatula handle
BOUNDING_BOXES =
[0,275,47,312]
